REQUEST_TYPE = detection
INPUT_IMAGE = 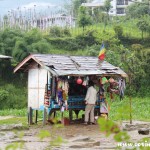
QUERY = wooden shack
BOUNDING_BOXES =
[14,54,127,125]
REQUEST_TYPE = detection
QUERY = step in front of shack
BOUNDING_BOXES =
[14,54,127,125]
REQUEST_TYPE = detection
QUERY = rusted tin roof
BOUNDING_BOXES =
[14,54,128,77]
[0,55,12,59]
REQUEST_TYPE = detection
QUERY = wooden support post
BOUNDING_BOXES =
[129,96,132,124]
[43,107,47,126]
[28,107,33,126]
[54,111,56,118]
[35,110,38,124]
[69,109,73,121]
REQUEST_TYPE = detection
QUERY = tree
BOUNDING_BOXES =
[136,19,149,39]
[103,0,112,31]
[64,0,87,17]
[13,29,50,62]
[126,2,149,19]
[78,6,92,32]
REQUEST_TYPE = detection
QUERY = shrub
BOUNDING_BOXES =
[113,25,123,38]
[49,26,71,37]
[0,89,9,103]
[46,37,79,50]
[76,30,97,48]
[0,84,27,110]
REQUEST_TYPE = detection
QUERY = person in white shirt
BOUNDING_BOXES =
[84,80,97,125]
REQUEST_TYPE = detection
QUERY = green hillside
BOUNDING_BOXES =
[0,15,150,112]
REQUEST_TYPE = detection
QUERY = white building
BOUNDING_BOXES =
[32,14,76,29]
[82,0,136,16]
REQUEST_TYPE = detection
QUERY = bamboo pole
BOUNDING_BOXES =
[129,74,132,124]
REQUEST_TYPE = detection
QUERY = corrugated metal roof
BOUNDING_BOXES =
[14,54,128,77]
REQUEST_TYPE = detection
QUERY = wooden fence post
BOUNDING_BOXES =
[28,107,33,126]
[43,107,47,126]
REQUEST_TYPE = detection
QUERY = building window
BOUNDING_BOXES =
[117,0,124,5]
[117,8,125,14]
[125,0,128,5]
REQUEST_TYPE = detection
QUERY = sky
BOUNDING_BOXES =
[0,0,66,16]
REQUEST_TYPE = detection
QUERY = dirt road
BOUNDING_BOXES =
[0,119,150,150]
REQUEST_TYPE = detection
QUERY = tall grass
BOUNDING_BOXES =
[109,97,150,121]
[70,19,144,39]
[0,108,27,117]
[0,97,149,122]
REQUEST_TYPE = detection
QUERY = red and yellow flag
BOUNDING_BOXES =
[98,43,106,61]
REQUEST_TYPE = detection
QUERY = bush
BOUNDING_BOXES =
[113,25,123,38]
[46,37,79,50]
[0,89,9,103]
[0,84,27,110]
[49,26,71,37]
[76,30,97,48]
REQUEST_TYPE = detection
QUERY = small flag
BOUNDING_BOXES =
[98,43,106,61]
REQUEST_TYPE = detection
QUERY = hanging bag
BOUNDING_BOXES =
[100,102,108,114]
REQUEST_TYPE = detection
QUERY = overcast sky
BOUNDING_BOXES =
[0,0,65,16]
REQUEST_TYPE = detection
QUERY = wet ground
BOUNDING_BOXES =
[0,117,150,150]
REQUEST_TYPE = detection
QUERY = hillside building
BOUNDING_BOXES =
[82,0,140,16]
[32,14,76,29]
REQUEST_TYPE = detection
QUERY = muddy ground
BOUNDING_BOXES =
[0,117,150,150]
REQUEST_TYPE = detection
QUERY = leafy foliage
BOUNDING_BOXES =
[38,130,51,140]
[78,6,92,31]
[0,83,27,110]
[13,29,50,62]
[126,2,149,19]
[49,26,71,37]
[113,25,123,38]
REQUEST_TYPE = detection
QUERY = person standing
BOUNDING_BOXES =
[84,80,97,125]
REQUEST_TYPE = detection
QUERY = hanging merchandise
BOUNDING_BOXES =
[77,77,82,84]
[65,100,68,110]
[64,80,69,95]
[82,77,87,86]
[52,77,56,97]
[102,77,108,84]
[109,77,115,83]
[61,105,65,112]
[57,87,63,103]
[57,79,63,90]
[100,102,108,114]
[62,90,67,101]
[118,78,126,100]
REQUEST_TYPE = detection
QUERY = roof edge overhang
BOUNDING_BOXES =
[14,54,59,76]
[52,69,128,78]
[13,54,128,78]
[14,54,43,73]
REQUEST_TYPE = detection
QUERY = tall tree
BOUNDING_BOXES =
[103,0,112,31]
[77,6,92,32]
[136,19,149,39]
[64,0,87,17]
[126,1,149,18]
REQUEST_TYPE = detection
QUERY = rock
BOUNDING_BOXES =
[123,123,150,131]
[138,128,149,135]
[0,123,29,131]
[73,137,90,142]
[93,141,100,146]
